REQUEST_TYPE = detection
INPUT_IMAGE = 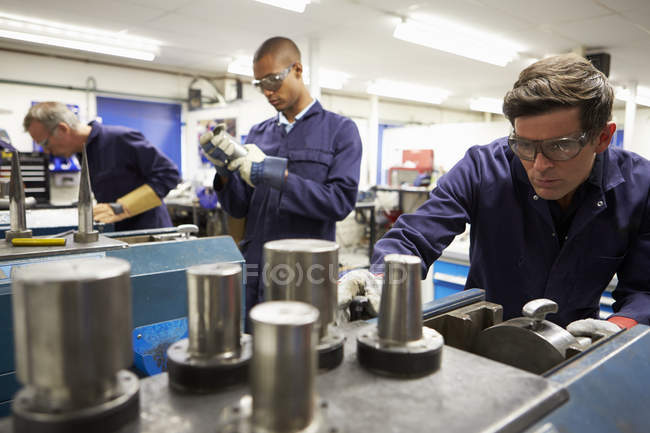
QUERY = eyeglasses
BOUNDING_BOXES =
[37,126,57,150]
[508,131,590,161]
[252,63,295,92]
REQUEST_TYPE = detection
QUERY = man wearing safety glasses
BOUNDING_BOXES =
[343,54,650,336]
[204,37,362,316]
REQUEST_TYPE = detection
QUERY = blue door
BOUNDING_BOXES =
[96,97,182,175]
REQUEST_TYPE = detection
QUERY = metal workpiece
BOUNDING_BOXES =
[218,301,333,433]
[167,263,252,393]
[357,254,444,377]
[73,145,99,243]
[475,299,583,375]
[424,300,503,352]
[10,257,139,432]
[5,151,32,242]
[263,238,344,370]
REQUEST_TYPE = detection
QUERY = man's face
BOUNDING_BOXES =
[253,54,301,113]
[27,120,77,158]
[514,107,612,207]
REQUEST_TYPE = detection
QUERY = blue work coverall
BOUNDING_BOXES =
[86,121,180,231]
[215,102,362,314]
[373,138,650,327]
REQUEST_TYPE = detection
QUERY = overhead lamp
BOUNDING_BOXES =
[393,18,524,67]
[469,97,503,114]
[367,79,451,105]
[227,56,254,76]
[0,12,159,61]
[615,85,650,108]
[253,0,311,13]
[227,56,350,90]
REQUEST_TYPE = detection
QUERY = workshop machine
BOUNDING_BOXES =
[0,149,244,416]
[0,238,648,433]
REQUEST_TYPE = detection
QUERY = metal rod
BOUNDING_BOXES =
[378,254,423,344]
[250,301,319,432]
[186,263,242,357]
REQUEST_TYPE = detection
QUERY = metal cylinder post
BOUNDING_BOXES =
[74,145,99,243]
[5,151,32,241]
[187,263,241,357]
[263,239,338,338]
[11,257,139,432]
[250,301,319,432]
[378,254,424,343]
[357,254,444,378]
[167,262,251,393]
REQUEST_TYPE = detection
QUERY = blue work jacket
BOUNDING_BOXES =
[215,101,362,313]
[372,137,650,327]
[86,121,180,231]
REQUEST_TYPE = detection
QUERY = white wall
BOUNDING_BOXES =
[381,121,512,183]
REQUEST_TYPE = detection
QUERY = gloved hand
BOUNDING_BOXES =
[228,144,287,189]
[567,318,622,339]
[93,184,162,223]
[337,269,383,323]
[93,202,130,223]
[199,124,247,177]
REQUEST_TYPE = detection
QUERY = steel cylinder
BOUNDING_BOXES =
[263,239,338,338]
[11,257,133,410]
[186,262,242,357]
[378,254,423,344]
[250,301,319,432]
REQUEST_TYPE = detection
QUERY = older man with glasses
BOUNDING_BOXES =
[200,36,362,320]
[342,53,650,336]
[24,102,180,231]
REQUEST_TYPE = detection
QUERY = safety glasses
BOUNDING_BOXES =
[508,131,590,161]
[252,63,295,92]
[37,126,58,150]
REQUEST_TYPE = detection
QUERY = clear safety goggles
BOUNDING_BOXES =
[252,63,295,92]
[508,131,590,161]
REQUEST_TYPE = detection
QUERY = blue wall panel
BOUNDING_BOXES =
[96,97,182,175]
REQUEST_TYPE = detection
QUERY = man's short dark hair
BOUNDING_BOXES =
[503,53,614,139]
[253,37,301,65]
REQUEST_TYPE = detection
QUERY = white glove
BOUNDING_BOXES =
[567,318,621,339]
[337,270,383,323]
[228,144,266,187]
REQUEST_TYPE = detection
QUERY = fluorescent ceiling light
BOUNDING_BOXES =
[367,79,451,105]
[227,56,253,76]
[393,18,524,67]
[470,97,503,114]
[615,86,650,108]
[0,12,159,61]
[227,56,350,90]
[253,0,311,13]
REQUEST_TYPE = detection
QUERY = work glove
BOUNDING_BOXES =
[566,318,622,339]
[93,184,161,223]
[336,269,383,323]
[228,144,287,189]
[198,124,247,178]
